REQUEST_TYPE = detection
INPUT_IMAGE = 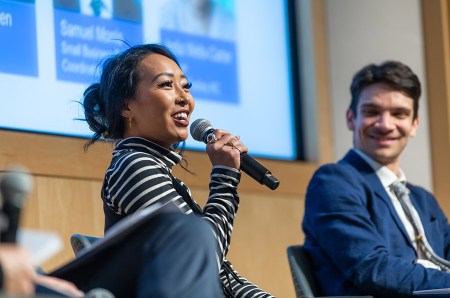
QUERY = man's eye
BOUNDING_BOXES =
[184,82,192,90]
[362,110,378,116]
[393,111,409,118]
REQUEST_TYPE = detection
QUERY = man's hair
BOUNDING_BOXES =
[349,61,421,119]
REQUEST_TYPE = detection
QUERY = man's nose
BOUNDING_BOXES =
[375,113,394,130]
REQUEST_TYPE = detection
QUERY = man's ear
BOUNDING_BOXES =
[410,117,419,137]
[346,109,355,131]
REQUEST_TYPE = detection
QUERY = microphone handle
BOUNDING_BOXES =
[0,202,20,243]
[240,153,280,190]
[202,129,279,190]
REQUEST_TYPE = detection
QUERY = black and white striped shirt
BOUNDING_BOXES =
[101,137,274,298]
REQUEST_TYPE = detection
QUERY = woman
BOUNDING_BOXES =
[82,43,274,297]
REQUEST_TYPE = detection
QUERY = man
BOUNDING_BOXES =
[302,61,450,297]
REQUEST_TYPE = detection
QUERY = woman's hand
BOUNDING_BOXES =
[0,245,36,295]
[205,129,248,169]
[34,274,84,297]
[0,244,84,297]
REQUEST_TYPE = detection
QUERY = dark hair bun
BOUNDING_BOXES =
[83,83,109,138]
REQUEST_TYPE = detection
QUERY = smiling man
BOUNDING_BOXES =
[302,61,450,298]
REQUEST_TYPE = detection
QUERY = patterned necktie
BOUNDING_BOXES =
[390,180,450,271]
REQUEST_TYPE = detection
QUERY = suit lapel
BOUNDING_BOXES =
[342,150,413,246]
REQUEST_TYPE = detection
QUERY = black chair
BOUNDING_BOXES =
[287,245,319,298]
[287,245,373,298]
[70,233,101,256]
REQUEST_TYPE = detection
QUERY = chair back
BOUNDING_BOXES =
[287,245,320,298]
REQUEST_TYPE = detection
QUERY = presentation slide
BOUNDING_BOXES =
[0,0,297,160]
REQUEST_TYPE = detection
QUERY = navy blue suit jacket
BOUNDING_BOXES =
[302,150,450,297]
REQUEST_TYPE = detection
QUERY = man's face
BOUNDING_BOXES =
[346,83,419,173]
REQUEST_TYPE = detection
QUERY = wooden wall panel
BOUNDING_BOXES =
[0,130,113,179]
[0,129,317,197]
[311,0,335,164]
[422,0,450,211]
[21,177,105,271]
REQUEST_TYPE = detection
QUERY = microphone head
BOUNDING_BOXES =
[0,166,33,208]
[85,288,115,298]
[190,118,213,142]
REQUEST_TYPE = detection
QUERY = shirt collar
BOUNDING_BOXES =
[114,137,183,168]
[352,149,406,188]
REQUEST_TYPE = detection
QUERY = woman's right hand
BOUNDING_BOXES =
[205,129,248,170]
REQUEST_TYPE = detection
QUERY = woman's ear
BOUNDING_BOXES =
[121,100,136,130]
[121,100,132,118]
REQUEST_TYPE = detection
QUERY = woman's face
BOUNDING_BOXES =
[123,53,195,148]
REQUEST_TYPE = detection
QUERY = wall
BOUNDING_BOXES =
[422,0,450,209]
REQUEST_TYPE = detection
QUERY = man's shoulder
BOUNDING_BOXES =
[311,161,365,185]
[313,151,367,177]
[308,151,374,194]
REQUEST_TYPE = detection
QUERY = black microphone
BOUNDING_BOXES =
[190,119,280,190]
[0,166,33,243]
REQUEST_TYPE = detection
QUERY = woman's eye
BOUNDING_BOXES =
[159,80,173,88]
[183,82,192,90]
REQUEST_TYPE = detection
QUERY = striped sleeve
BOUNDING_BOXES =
[197,166,275,297]
[220,261,275,298]
[200,165,240,264]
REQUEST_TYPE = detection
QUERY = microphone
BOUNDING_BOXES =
[85,288,115,298]
[0,166,33,243]
[190,119,280,190]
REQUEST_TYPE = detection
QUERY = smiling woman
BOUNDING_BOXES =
[80,43,274,298]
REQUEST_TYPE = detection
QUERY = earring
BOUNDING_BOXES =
[128,116,133,128]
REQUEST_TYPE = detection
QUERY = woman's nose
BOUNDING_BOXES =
[175,86,190,105]
[177,96,189,105]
